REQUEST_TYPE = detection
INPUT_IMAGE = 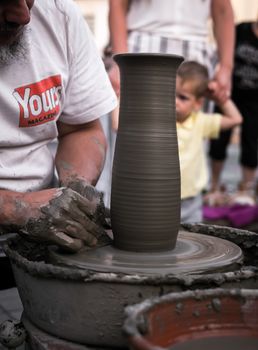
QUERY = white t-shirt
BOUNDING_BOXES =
[0,0,117,192]
[127,0,211,42]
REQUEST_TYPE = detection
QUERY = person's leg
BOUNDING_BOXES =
[239,99,258,192]
[208,159,224,192]
[181,194,203,223]
[208,106,232,192]
[206,129,232,207]
[241,166,257,189]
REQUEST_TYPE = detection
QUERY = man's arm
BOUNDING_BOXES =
[0,120,109,251]
[56,119,107,187]
[210,0,235,101]
[0,188,58,227]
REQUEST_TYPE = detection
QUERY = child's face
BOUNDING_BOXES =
[176,77,203,123]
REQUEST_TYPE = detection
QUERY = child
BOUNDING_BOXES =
[176,61,242,223]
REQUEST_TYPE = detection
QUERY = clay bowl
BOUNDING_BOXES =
[124,288,258,350]
[4,224,258,348]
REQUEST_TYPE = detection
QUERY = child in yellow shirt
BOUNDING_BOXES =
[176,61,242,223]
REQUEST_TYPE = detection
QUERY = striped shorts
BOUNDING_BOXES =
[128,31,217,78]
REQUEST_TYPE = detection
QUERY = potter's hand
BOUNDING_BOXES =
[65,179,107,227]
[20,187,111,252]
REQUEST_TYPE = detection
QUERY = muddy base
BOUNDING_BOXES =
[8,237,50,263]
[4,224,258,348]
[22,315,119,350]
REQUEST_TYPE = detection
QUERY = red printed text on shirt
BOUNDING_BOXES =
[13,75,62,127]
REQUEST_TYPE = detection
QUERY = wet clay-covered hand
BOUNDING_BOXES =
[65,179,108,227]
[20,187,111,252]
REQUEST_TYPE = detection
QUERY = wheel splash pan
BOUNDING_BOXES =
[4,224,258,348]
[123,288,258,350]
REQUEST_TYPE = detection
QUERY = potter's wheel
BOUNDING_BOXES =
[49,230,243,275]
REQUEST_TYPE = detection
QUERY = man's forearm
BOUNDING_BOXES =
[0,188,57,227]
[0,120,106,228]
[0,190,25,226]
[212,0,235,70]
[56,120,107,187]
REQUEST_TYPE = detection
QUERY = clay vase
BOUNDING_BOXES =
[110,53,183,252]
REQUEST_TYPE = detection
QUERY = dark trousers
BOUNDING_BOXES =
[209,97,258,169]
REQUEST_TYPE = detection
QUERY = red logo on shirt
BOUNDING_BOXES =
[13,75,62,127]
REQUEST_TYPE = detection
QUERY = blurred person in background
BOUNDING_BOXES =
[208,15,258,206]
[108,0,235,119]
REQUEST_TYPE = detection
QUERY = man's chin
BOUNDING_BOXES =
[0,28,28,66]
[0,38,16,46]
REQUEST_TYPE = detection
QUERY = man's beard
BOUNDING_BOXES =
[0,28,29,66]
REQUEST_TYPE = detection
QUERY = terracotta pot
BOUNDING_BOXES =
[124,288,258,350]
[111,53,183,252]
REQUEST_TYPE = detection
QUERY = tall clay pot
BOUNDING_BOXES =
[111,53,183,252]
